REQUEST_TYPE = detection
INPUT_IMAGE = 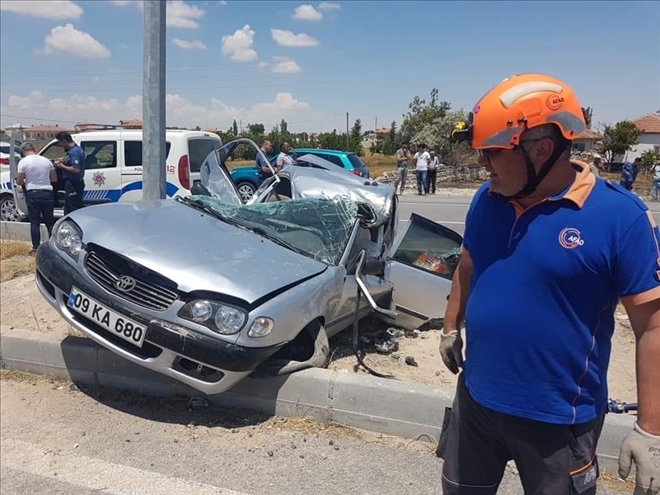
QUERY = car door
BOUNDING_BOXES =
[8,133,27,217]
[382,212,463,331]
[79,140,119,204]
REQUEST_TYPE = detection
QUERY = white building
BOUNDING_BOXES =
[620,112,660,162]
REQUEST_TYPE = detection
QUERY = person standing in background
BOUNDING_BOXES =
[413,143,431,195]
[427,151,439,194]
[16,142,57,254]
[54,131,86,214]
[393,141,411,195]
[652,161,660,201]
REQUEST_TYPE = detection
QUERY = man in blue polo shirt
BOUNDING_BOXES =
[54,131,86,214]
[255,139,275,185]
[437,73,660,495]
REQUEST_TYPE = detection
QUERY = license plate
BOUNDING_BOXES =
[67,287,147,348]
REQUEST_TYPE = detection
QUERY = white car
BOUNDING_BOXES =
[1,129,222,222]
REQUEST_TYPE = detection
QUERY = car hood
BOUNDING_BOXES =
[68,200,328,304]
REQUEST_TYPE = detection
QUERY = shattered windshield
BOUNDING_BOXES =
[187,195,359,265]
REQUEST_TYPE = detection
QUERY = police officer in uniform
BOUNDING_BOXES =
[54,131,86,214]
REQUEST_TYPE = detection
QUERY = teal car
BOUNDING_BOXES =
[230,148,370,202]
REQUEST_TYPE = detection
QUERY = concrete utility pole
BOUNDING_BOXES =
[142,0,167,200]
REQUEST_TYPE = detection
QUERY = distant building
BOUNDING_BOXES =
[617,112,660,162]
[119,119,143,129]
[22,124,73,140]
[572,129,603,153]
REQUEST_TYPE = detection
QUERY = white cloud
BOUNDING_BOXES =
[292,5,323,21]
[270,29,319,48]
[0,0,83,19]
[172,38,207,50]
[272,59,303,74]
[318,2,340,10]
[1,91,322,131]
[221,24,257,62]
[40,24,111,59]
[217,0,227,4]
[109,0,204,28]
[167,0,205,29]
[259,56,303,74]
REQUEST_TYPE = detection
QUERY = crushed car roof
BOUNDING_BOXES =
[278,160,395,227]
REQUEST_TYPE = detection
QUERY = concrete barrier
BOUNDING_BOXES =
[0,326,635,474]
[1,220,48,242]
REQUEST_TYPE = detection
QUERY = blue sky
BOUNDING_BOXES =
[1,0,659,133]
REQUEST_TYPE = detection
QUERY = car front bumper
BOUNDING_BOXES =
[34,242,286,395]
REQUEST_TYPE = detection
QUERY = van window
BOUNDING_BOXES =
[80,141,117,169]
[188,138,220,173]
[40,143,66,161]
[124,141,172,167]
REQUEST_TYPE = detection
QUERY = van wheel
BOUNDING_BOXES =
[0,195,21,222]
[236,181,256,202]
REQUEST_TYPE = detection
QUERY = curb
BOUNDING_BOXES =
[0,327,634,473]
[1,220,47,242]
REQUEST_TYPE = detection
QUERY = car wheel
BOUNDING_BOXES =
[0,195,21,222]
[236,181,256,202]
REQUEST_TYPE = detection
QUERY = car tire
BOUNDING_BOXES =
[236,181,256,202]
[0,194,21,222]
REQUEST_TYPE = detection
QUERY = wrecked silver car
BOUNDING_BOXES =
[34,138,463,395]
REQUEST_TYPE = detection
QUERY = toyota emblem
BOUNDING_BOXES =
[114,275,136,292]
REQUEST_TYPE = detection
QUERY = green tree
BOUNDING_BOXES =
[247,123,265,136]
[600,120,641,164]
[401,88,451,141]
[410,109,476,166]
[640,149,660,173]
[383,120,397,155]
[231,119,238,136]
[350,118,363,155]
[581,107,593,129]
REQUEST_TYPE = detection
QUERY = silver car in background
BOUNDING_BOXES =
[34,138,463,395]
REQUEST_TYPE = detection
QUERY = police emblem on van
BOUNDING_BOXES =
[558,227,584,249]
[92,171,106,186]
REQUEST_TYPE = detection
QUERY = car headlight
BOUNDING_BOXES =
[54,220,83,258]
[179,300,247,335]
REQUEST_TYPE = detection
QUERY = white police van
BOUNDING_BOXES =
[0,128,222,222]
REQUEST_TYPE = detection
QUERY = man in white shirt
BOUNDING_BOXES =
[413,143,431,195]
[276,142,295,169]
[16,142,57,253]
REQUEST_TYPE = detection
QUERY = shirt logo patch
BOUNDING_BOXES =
[558,227,584,249]
[92,171,106,186]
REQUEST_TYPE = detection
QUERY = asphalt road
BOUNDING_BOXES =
[0,372,632,495]
[397,194,660,236]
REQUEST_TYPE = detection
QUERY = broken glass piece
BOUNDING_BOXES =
[188,194,359,265]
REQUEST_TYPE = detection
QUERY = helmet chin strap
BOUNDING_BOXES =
[507,138,571,200]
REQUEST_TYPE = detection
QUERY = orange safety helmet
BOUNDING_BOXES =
[451,73,586,149]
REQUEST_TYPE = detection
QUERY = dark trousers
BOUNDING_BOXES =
[26,189,55,250]
[427,168,437,193]
[64,179,85,215]
[438,374,605,495]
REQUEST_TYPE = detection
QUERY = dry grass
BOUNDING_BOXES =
[0,239,35,282]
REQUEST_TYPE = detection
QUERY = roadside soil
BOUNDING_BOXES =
[1,273,637,404]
